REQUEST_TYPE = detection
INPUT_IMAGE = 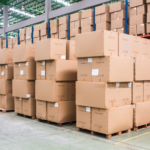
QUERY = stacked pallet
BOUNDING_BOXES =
[34,38,77,126]
[50,19,59,39]
[40,22,49,40]
[110,1,125,33]
[33,24,41,43]
[0,47,14,112]
[95,4,110,31]
[19,29,26,44]
[13,43,36,119]
[76,30,133,139]
[130,0,146,35]
[147,0,150,33]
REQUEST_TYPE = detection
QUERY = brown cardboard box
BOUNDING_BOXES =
[36,100,47,120]
[20,29,26,35]
[147,3,150,13]
[109,1,125,13]
[0,79,12,95]
[130,7,137,16]
[35,38,66,61]
[147,13,150,23]
[23,98,36,117]
[20,41,26,45]
[111,19,125,29]
[1,94,14,110]
[36,61,46,80]
[95,4,109,15]
[59,16,68,25]
[1,64,13,80]
[81,9,93,19]
[33,37,41,43]
[111,10,125,21]
[147,23,150,33]
[36,80,75,102]
[47,101,76,123]
[147,0,150,3]
[75,20,81,28]
[34,24,40,31]
[40,22,48,30]
[41,29,48,36]
[130,25,137,35]
[95,13,110,23]
[76,30,118,58]
[14,63,20,80]
[70,28,81,37]
[70,13,81,22]
[51,33,59,39]
[76,81,131,108]
[26,39,31,44]
[50,19,59,27]
[144,82,150,101]
[81,26,93,33]
[92,105,133,135]
[51,26,59,34]
[81,17,93,27]
[130,5,146,16]
[117,28,125,33]
[76,105,92,130]
[96,22,110,31]
[70,22,75,29]
[59,24,68,32]
[119,33,132,57]
[130,0,146,8]
[66,40,76,60]
[41,35,47,40]
[14,97,23,114]
[134,101,150,126]
[70,36,75,40]
[13,80,35,98]
[33,30,40,38]
[13,43,35,63]
[130,15,146,26]
[59,31,68,39]
[20,35,26,41]
[137,24,146,34]
[0,48,13,64]
[132,82,144,104]
[26,27,32,40]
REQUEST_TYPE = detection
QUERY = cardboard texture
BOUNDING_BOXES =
[130,15,146,26]
[0,79,12,95]
[70,37,75,40]
[130,5,146,16]
[92,105,133,135]
[20,35,26,41]
[147,23,150,33]
[41,29,48,36]
[59,16,68,25]
[1,64,13,79]
[147,4,150,13]
[59,31,68,39]
[35,38,66,61]
[34,24,40,31]
[75,30,118,58]
[36,61,46,80]
[41,35,47,40]
[51,33,59,39]
[109,1,125,13]
[33,37,41,43]
[117,28,125,33]
[81,26,93,33]
[95,13,110,23]
[147,0,150,3]
[144,82,150,101]
[33,30,40,38]
[137,24,146,34]
[81,9,93,19]
[76,105,92,130]
[96,22,110,31]
[36,80,75,102]
[50,19,59,27]
[13,80,35,98]
[81,17,93,27]
[130,25,137,35]
[20,29,26,35]
[47,101,76,123]
[70,13,81,22]
[95,5,109,15]
[51,26,59,34]
[134,101,150,126]
[147,13,150,23]
[0,48,13,64]
[70,28,81,37]
[111,10,125,21]
[26,27,32,40]
[130,0,146,8]
[14,97,23,114]
[66,40,76,60]
[111,19,125,29]
[59,24,68,32]
[40,22,48,30]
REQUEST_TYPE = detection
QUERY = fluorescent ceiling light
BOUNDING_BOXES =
[54,0,70,6]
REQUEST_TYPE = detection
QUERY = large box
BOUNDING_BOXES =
[35,38,66,61]
[66,40,76,60]
[109,1,125,13]
[13,80,35,98]
[0,48,13,64]
[0,79,12,95]
[130,0,146,8]
[70,13,81,22]
[14,97,23,114]
[111,19,125,29]
[47,101,76,123]
[134,101,150,126]
[92,105,133,135]
[111,10,125,21]
[81,26,93,33]
[96,22,110,31]
[81,9,93,19]
[76,82,131,108]
[95,5,109,15]
[1,64,13,80]
[130,15,146,26]
[75,30,118,58]
[144,82,150,101]
[36,80,75,102]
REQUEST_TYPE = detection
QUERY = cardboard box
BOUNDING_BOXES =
[36,80,75,102]
[66,40,76,60]
[81,9,93,19]
[130,15,146,26]
[1,64,13,80]
[36,100,47,120]
[76,30,118,58]
[47,101,76,123]
[70,28,81,37]
[130,0,146,8]
[1,94,14,110]
[92,105,133,135]
[41,35,47,40]
[36,61,46,80]
[130,5,146,16]
[13,43,35,63]
[111,19,125,29]
[130,7,137,16]
[20,29,26,35]
[59,16,68,25]
[41,29,48,36]
[20,41,26,45]
[75,20,81,28]
[81,26,93,33]
[33,37,41,43]
[134,101,150,126]
[109,1,125,13]
[34,24,40,31]
[59,24,68,32]
[95,13,110,23]
[50,19,59,27]
[70,36,75,40]
[0,48,13,64]
[81,17,93,27]
[23,98,36,117]
[70,22,75,29]
[137,24,146,34]
[147,3,150,13]
[117,28,125,33]
[147,13,150,23]
[0,79,12,95]
[59,31,68,39]
[147,23,150,33]
[119,33,132,57]
[40,22,48,30]
[95,4,109,15]
[111,10,125,21]
[35,38,66,61]
[144,82,150,101]
[70,13,81,22]
[130,25,137,35]
[147,0,150,3]
[33,30,40,38]
[13,80,35,98]
[96,22,110,31]
[26,39,31,44]
[26,27,32,40]
[20,35,26,41]
[14,97,23,114]
[51,33,59,39]
[76,105,92,130]
[51,26,59,34]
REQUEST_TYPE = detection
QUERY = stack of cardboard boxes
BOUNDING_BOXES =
[147,0,150,33]
[13,43,36,118]
[59,16,68,39]
[13,37,18,47]
[75,30,133,138]
[40,22,48,40]
[0,38,5,49]
[70,13,81,40]
[130,0,146,35]
[0,48,14,111]
[20,29,26,44]
[81,9,93,33]
[110,1,125,33]
[33,24,41,43]
[34,38,77,125]
[50,19,59,39]
[95,4,110,31]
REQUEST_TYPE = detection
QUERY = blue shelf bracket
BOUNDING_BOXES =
[31,26,33,43]
[93,7,96,31]
[18,30,20,45]
[6,33,8,48]
[48,20,50,38]
[68,15,70,40]
[125,0,128,34]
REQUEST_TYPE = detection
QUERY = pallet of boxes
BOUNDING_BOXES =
[33,24,41,43]
[75,30,134,139]
[13,36,36,119]
[0,39,14,113]
[130,0,146,35]
[35,37,77,126]
[50,19,59,39]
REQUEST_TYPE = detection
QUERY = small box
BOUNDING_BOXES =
[59,31,68,39]
[41,35,47,40]
[33,30,40,38]
[34,24,40,31]
[130,25,137,35]
[40,22,48,30]
[36,61,46,80]
[95,4,109,15]
[81,9,93,19]
[20,35,26,41]
[50,19,59,27]
[70,13,81,22]
[66,40,76,60]
[59,16,68,25]
[41,29,48,36]
[130,15,146,26]
[51,26,59,34]
[111,19,125,29]
[33,37,41,43]
[20,29,26,35]
[1,64,13,80]
[59,24,68,32]
[130,0,146,8]
[81,17,93,27]
[109,1,125,13]
[111,10,125,21]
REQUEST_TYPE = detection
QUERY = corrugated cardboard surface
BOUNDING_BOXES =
[0,79,12,95]
[130,5,146,16]
[96,22,110,31]
[109,1,125,13]
[59,24,68,32]
[95,13,110,24]
[59,16,68,25]
[1,64,13,80]
[66,40,76,60]
[130,15,146,26]
[92,105,133,134]
[33,30,40,38]
[81,9,93,19]
[130,25,137,35]
[59,31,68,39]
[137,24,146,34]
[81,26,93,33]
[95,5,109,15]
[144,82,150,101]
[111,19,125,29]
[51,26,59,34]
[70,13,81,22]
[111,10,125,21]
[40,22,48,30]
[130,0,146,8]
[14,97,23,114]
[50,19,59,27]
[36,61,46,80]
[70,28,81,37]
[81,17,93,27]
[147,4,150,13]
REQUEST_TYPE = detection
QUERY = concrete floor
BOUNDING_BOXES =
[0,112,150,150]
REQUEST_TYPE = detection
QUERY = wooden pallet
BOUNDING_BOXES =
[134,123,150,131]
[78,128,131,139]
[0,108,14,113]
[17,113,35,119]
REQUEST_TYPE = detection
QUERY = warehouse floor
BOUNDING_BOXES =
[0,112,150,150]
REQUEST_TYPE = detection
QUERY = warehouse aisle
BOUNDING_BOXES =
[0,112,150,150]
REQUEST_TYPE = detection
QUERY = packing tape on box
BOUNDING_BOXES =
[42,61,45,65]
[86,107,91,112]
[88,58,92,62]
[26,62,28,66]
[5,65,7,68]
[55,103,58,107]
[61,55,66,60]
[116,83,120,87]
[1,71,4,76]
[27,94,31,98]
[20,70,24,75]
